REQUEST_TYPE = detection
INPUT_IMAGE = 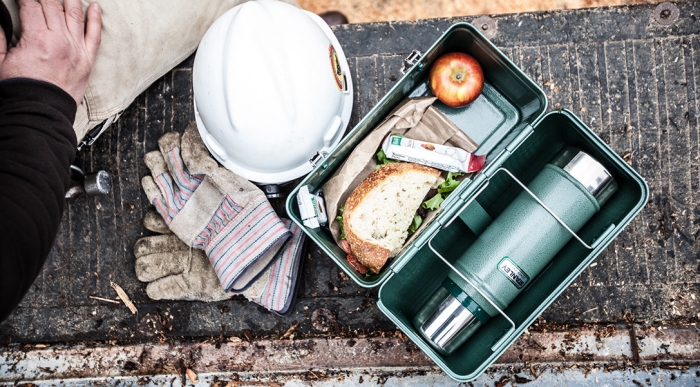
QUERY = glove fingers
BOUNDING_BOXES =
[146,275,231,302]
[141,176,161,204]
[144,150,181,210]
[180,123,219,176]
[135,253,188,282]
[134,234,190,282]
[157,131,182,159]
[145,271,230,302]
[158,130,202,195]
[144,150,169,177]
[145,275,188,301]
[143,210,171,234]
[141,176,173,221]
[134,234,186,257]
[144,149,188,222]
[136,252,189,282]
[135,232,231,302]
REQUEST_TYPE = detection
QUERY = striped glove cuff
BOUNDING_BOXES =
[244,219,306,315]
[195,194,291,291]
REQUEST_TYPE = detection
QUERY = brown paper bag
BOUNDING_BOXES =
[323,97,478,246]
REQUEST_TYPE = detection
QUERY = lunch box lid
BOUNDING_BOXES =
[286,22,548,288]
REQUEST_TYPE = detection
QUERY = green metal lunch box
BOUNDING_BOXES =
[285,22,648,381]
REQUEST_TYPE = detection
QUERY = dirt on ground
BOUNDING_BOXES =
[297,0,664,23]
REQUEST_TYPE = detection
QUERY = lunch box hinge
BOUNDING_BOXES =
[392,245,417,273]
[505,124,534,153]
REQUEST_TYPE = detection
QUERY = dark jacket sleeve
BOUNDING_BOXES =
[0,78,77,322]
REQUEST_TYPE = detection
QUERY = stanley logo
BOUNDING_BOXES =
[498,258,530,289]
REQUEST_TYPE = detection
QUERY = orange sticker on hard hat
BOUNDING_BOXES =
[329,45,344,90]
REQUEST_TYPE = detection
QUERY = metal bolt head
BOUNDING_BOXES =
[473,16,497,39]
[654,2,679,26]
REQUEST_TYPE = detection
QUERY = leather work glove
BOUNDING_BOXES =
[134,211,229,302]
[141,124,290,292]
[135,211,306,314]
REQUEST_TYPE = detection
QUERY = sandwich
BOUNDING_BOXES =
[341,162,442,274]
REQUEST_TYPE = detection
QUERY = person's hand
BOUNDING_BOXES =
[0,0,102,106]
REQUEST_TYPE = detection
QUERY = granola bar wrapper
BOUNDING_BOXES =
[323,97,479,246]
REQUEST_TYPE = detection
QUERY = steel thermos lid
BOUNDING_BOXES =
[551,147,616,206]
[420,293,477,350]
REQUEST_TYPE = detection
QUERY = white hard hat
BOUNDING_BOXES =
[193,0,354,184]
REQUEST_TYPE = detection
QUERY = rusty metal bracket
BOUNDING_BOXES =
[654,2,679,26]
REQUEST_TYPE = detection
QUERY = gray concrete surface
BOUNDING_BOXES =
[1,326,697,383]
[2,366,699,386]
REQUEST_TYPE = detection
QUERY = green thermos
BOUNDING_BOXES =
[413,147,617,355]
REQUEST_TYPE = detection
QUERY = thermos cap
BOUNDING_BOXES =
[552,148,615,204]
[420,292,477,350]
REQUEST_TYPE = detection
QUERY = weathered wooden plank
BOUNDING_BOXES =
[633,39,669,285]
[691,37,700,279]
[353,55,381,125]
[659,37,696,285]
[572,42,619,287]
[621,39,652,289]
[603,40,646,288]
[520,46,544,86]
[378,54,403,97]
[653,37,678,287]
[333,3,700,57]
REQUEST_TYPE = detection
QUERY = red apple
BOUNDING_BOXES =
[429,52,484,108]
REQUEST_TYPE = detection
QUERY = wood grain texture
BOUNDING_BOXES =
[1,2,698,343]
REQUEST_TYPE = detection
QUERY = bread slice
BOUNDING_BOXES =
[343,162,442,274]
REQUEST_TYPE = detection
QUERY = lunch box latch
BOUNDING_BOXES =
[401,50,424,74]
[309,151,329,169]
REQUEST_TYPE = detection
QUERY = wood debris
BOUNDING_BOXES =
[89,295,120,304]
[186,368,198,383]
[110,281,137,314]
[281,322,300,340]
